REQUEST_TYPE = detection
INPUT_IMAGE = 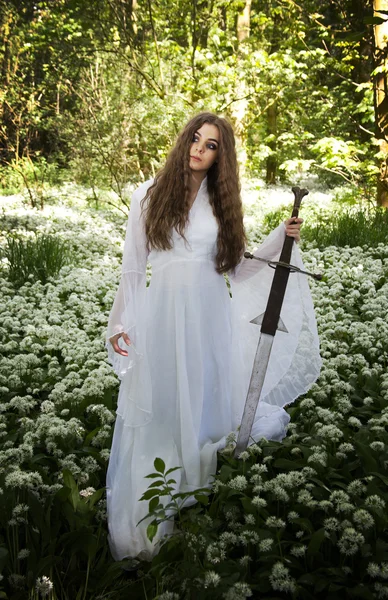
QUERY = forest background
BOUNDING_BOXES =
[2,0,388,206]
[2,1,388,600]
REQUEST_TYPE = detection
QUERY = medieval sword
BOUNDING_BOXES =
[234,186,318,457]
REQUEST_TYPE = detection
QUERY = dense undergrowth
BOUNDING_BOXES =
[0,184,387,599]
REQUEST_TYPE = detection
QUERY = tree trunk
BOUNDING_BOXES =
[231,0,252,175]
[237,0,252,42]
[373,0,388,206]
[265,102,277,185]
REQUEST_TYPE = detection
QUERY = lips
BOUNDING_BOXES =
[190,156,202,162]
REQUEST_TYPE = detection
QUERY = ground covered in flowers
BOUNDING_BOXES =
[0,184,387,599]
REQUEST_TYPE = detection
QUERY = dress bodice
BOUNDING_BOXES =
[148,178,219,272]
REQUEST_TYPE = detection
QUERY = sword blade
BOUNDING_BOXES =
[234,333,274,456]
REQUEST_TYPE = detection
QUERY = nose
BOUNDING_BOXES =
[195,143,205,154]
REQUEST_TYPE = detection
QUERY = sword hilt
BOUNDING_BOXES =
[260,186,308,337]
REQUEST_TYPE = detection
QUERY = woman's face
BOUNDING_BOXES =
[189,123,219,173]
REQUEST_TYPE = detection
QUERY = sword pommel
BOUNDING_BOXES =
[291,187,309,217]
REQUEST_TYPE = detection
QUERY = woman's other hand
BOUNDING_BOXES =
[109,332,132,356]
[284,217,303,243]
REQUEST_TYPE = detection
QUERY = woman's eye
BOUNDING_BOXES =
[192,135,199,142]
[208,144,217,151]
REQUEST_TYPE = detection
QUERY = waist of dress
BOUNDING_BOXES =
[151,257,217,274]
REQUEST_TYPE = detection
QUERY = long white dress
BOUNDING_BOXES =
[106,178,321,561]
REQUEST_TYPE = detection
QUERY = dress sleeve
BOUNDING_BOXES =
[229,223,286,284]
[106,184,150,379]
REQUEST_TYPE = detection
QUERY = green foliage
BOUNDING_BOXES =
[0,157,61,206]
[0,478,133,600]
[1,0,378,203]
[303,207,388,248]
[1,233,72,286]
[136,412,388,599]
[261,204,293,234]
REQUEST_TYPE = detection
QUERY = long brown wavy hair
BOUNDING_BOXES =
[141,112,246,274]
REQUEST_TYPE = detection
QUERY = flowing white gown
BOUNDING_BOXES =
[106,178,321,561]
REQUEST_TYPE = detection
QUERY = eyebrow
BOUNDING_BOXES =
[195,130,219,144]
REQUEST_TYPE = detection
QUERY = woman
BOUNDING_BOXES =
[106,112,321,561]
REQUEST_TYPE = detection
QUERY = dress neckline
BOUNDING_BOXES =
[190,177,208,213]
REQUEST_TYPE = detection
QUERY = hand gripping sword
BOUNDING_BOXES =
[234,186,321,457]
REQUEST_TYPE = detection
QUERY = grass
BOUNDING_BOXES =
[303,207,388,248]
[1,233,72,286]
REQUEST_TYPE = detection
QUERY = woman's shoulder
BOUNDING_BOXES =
[132,178,155,202]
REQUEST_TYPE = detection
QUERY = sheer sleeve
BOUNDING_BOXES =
[106,181,151,379]
[229,223,286,284]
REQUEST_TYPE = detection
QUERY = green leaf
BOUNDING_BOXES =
[273,458,304,470]
[62,469,80,511]
[194,494,209,505]
[86,487,105,508]
[370,472,388,487]
[307,527,326,554]
[141,488,160,500]
[354,440,378,472]
[147,480,165,488]
[145,472,164,479]
[165,466,182,476]
[149,497,160,512]
[154,457,166,473]
[147,521,158,542]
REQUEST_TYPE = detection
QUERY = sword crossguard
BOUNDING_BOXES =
[243,252,322,281]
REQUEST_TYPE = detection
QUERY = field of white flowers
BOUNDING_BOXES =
[0,183,387,599]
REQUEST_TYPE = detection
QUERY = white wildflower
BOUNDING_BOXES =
[80,487,96,498]
[269,561,296,593]
[368,562,381,578]
[251,497,267,508]
[370,441,385,452]
[238,451,250,461]
[290,545,307,557]
[348,416,362,428]
[239,531,259,545]
[324,517,340,532]
[228,475,248,491]
[374,582,388,599]
[206,543,226,564]
[36,575,54,597]
[339,443,355,454]
[287,511,299,522]
[353,508,374,530]
[297,489,317,508]
[347,479,367,496]
[40,400,55,413]
[338,527,365,556]
[365,495,386,511]
[265,516,286,529]
[258,538,274,552]
[223,582,253,599]
[250,463,268,474]
[203,571,221,588]
[244,514,255,525]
